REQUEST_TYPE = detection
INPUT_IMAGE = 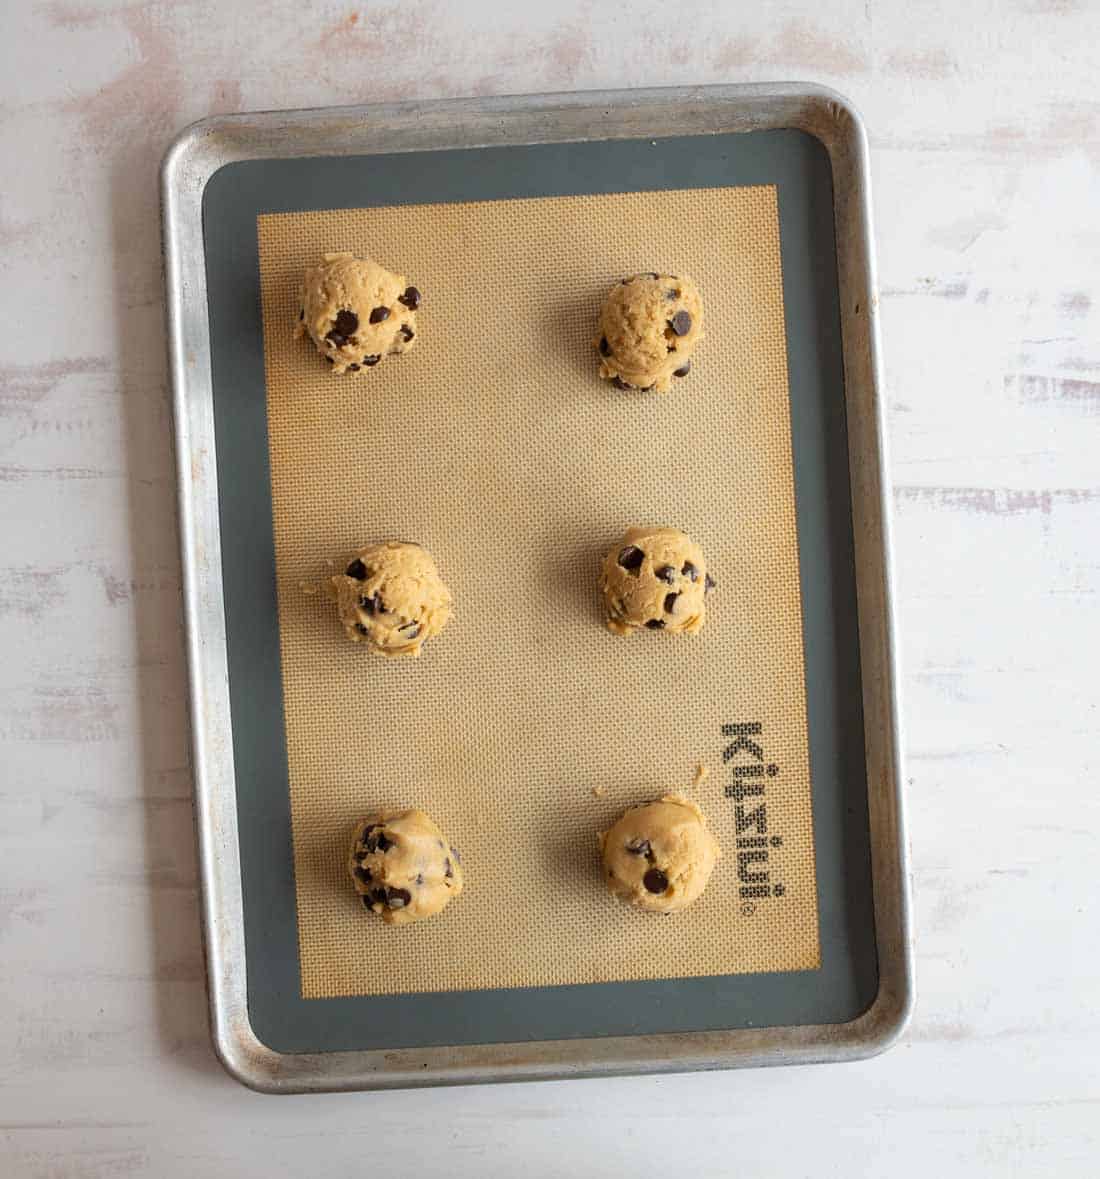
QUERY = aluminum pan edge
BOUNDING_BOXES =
[159,82,912,1094]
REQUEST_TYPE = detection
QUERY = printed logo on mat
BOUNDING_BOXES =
[722,722,786,909]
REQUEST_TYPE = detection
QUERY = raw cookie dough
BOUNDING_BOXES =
[599,794,720,914]
[348,809,464,925]
[296,252,421,375]
[330,541,452,657]
[594,272,704,393]
[600,525,715,636]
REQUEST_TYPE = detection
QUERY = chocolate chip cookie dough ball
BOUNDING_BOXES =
[349,810,464,925]
[594,272,703,392]
[296,252,421,375]
[330,541,452,657]
[599,795,720,914]
[600,526,715,636]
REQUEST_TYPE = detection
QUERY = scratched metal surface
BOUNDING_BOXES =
[0,0,1097,1174]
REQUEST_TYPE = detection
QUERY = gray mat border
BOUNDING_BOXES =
[201,129,876,1055]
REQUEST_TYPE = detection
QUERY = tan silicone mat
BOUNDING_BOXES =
[256,185,821,1000]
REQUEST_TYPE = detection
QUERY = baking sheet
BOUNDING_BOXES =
[169,90,910,1088]
[257,183,820,999]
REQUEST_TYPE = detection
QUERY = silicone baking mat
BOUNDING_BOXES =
[256,184,821,1000]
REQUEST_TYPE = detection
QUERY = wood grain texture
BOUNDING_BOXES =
[0,1,1097,1175]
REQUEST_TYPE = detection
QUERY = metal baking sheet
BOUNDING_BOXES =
[161,83,912,1093]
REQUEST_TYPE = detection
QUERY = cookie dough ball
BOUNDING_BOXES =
[599,794,720,914]
[348,809,464,925]
[296,252,420,375]
[594,272,703,393]
[600,526,715,636]
[330,541,452,657]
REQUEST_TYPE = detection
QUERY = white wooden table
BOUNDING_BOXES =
[2,2,1097,1174]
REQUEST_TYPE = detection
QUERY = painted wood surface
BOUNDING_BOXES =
[1,1,1097,1175]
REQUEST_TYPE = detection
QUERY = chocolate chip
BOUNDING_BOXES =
[655,565,675,584]
[673,361,692,377]
[346,559,367,580]
[669,310,692,336]
[325,355,335,363]
[451,846,462,864]
[612,376,634,390]
[617,545,644,573]
[641,383,656,392]
[399,622,421,639]
[648,271,660,279]
[387,887,412,909]
[298,308,304,321]
[682,561,698,581]
[361,823,379,844]
[398,286,421,310]
[437,839,445,850]
[665,289,678,301]
[415,873,424,885]
[400,324,414,341]
[369,306,390,324]
[363,826,393,854]
[645,618,665,630]
[362,354,381,366]
[355,622,368,635]
[705,573,716,593]
[348,363,360,372]
[444,859,453,879]
[664,592,679,613]
[361,894,375,909]
[353,865,372,884]
[370,888,388,906]
[599,336,611,356]
[643,868,669,893]
[325,331,346,347]
[360,594,381,616]
[333,309,359,336]
[626,838,651,857]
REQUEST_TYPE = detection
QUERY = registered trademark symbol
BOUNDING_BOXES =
[741,902,756,917]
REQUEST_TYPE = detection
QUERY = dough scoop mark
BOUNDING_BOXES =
[346,559,367,580]
[618,545,644,573]
[369,305,390,324]
[398,286,421,310]
[643,868,669,894]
